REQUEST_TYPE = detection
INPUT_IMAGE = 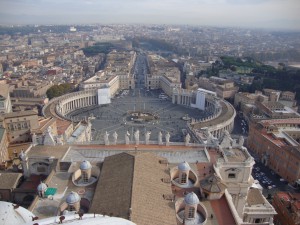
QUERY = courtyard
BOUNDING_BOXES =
[68,88,211,143]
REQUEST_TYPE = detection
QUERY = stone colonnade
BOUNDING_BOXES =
[172,89,236,139]
[43,90,98,119]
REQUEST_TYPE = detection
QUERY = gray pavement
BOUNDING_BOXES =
[69,88,208,142]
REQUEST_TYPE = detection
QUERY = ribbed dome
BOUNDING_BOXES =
[80,160,92,170]
[66,191,81,204]
[184,192,199,205]
[178,161,191,171]
[200,174,227,193]
[0,201,35,225]
[37,182,47,192]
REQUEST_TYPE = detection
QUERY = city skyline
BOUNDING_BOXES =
[0,0,300,31]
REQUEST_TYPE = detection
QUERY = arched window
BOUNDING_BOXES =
[188,207,195,219]
[181,173,187,184]
[69,205,75,211]
[82,171,88,183]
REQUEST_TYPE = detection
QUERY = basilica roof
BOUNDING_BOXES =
[89,152,176,225]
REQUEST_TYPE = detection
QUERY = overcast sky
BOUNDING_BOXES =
[0,0,299,30]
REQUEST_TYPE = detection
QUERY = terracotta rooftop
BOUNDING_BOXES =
[260,118,300,126]
[3,110,37,118]
[32,117,56,135]
[210,196,237,225]
[8,143,31,159]
[89,152,176,225]
[262,133,287,147]
[56,118,72,135]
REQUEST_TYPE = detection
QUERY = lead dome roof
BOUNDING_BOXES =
[184,192,200,205]
[66,191,81,204]
[80,160,92,170]
[178,161,191,171]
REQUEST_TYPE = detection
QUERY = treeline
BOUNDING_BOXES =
[132,37,177,52]
[220,56,276,74]
[82,42,114,56]
[240,71,300,100]
[220,56,300,100]
[46,83,75,100]
[260,69,300,99]
[249,49,300,62]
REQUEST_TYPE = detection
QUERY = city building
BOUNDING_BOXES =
[11,130,276,225]
[0,110,39,144]
[0,128,9,164]
[0,84,12,114]
[197,76,239,100]
[147,54,182,95]
[248,118,300,184]
[272,192,300,225]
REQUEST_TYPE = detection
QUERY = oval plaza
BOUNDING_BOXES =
[16,52,277,225]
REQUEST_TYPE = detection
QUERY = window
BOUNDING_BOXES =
[228,173,236,179]
[82,171,89,183]
[37,167,46,173]
[69,205,75,211]
[181,173,187,184]
[254,218,261,223]
[188,207,195,219]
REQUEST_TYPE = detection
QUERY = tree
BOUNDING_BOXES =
[46,83,74,99]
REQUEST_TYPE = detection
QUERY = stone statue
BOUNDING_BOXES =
[104,131,109,145]
[32,133,37,146]
[165,132,170,146]
[113,131,118,145]
[145,131,151,145]
[238,135,244,147]
[158,131,163,145]
[185,133,190,146]
[220,130,233,149]
[44,126,55,146]
[47,126,52,133]
[134,129,140,145]
[125,131,130,145]
[56,136,63,145]
[19,150,27,161]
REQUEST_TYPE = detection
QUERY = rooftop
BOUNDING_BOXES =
[0,173,22,189]
[225,148,248,162]
[246,188,265,206]
[2,110,37,119]
[89,152,176,225]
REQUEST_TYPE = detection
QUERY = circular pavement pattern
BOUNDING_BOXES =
[68,88,211,142]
